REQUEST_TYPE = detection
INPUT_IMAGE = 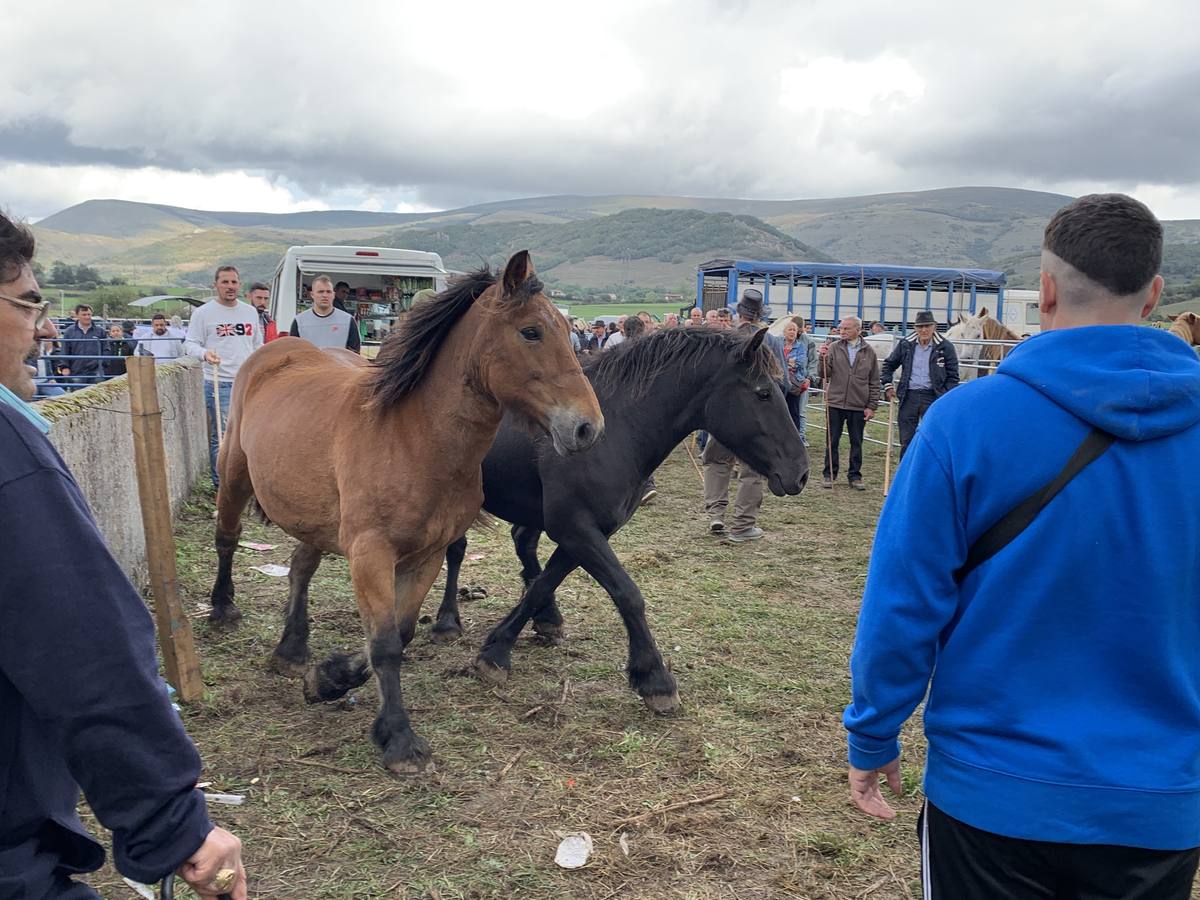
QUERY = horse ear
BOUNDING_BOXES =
[741,325,767,361]
[1168,314,1179,321]
[502,250,535,297]
[977,307,989,318]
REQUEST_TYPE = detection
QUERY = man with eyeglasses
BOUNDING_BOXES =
[0,211,248,900]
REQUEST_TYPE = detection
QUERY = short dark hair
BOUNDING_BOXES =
[622,315,645,339]
[334,281,350,290]
[152,313,167,321]
[248,282,269,293]
[716,308,732,319]
[0,211,35,285]
[214,265,240,283]
[74,303,92,314]
[1043,194,1162,296]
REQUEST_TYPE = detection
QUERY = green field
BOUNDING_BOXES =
[562,302,692,321]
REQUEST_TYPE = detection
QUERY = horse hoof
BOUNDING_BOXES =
[429,625,462,644]
[643,691,681,715]
[474,657,510,685]
[302,665,348,704]
[270,653,309,678]
[532,622,564,645]
[208,603,243,627]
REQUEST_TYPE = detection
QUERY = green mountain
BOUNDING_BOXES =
[28,188,1200,296]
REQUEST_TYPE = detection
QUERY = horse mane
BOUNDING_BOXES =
[585,326,781,400]
[980,314,1020,342]
[368,266,540,407]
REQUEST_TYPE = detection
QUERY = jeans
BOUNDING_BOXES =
[785,392,810,445]
[204,378,233,487]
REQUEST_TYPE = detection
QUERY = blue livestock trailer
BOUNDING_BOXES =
[696,259,1009,334]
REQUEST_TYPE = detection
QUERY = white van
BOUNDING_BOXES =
[269,245,450,341]
[1000,289,1041,336]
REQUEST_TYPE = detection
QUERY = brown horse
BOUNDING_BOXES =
[208,252,603,774]
[1168,311,1200,346]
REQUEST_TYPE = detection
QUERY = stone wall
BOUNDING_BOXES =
[37,358,210,581]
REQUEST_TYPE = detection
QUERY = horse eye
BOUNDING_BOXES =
[756,387,771,400]
[520,327,542,342]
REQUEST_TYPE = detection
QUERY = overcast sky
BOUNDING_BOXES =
[5,0,1200,221]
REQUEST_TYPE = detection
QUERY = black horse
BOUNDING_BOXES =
[434,326,809,714]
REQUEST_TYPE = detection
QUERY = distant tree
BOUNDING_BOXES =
[31,260,45,281]
[74,264,101,284]
[50,260,74,284]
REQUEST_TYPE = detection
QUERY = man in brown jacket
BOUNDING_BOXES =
[818,316,880,490]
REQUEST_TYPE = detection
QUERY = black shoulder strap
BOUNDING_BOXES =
[953,428,1115,584]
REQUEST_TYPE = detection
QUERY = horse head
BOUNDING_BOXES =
[1168,312,1200,345]
[701,327,808,496]
[476,251,604,454]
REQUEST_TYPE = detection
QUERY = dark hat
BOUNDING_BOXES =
[914,310,936,326]
[736,287,766,321]
[592,319,605,327]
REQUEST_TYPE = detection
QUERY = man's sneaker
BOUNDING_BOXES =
[640,488,657,506]
[728,526,764,543]
[821,478,833,489]
[850,480,866,491]
[709,520,725,535]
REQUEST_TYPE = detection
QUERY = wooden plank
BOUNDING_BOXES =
[126,356,204,701]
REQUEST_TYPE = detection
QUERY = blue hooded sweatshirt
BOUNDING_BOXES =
[844,324,1200,850]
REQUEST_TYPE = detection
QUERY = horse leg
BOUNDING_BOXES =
[430,535,467,642]
[270,542,323,676]
[475,547,578,684]
[368,553,443,775]
[209,442,254,626]
[513,525,564,643]
[561,529,679,714]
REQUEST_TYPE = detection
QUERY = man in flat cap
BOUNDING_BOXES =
[880,310,961,458]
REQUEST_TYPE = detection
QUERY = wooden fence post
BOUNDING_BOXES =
[127,356,205,702]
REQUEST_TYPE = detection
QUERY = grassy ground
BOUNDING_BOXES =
[85,434,937,899]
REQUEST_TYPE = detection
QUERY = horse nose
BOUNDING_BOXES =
[575,420,596,447]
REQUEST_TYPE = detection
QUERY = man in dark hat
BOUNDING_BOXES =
[582,319,607,352]
[702,288,786,541]
[879,310,961,458]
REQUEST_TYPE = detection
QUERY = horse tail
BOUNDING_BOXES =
[250,494,274,526]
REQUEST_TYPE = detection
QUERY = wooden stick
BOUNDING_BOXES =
[127,356,204,702]
[497,750,523,780]
[611,789,728,827]
[683,435,705,484]
[882,397,896,496]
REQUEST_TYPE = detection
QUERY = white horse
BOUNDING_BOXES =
[946,310,985,380]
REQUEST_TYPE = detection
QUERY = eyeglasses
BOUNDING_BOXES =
[0,292,51,330]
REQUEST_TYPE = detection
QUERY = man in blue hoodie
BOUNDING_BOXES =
[844,194,1200,897]
[0,212,247,899]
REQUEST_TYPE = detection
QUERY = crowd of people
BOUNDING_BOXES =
[4,193,1200,898]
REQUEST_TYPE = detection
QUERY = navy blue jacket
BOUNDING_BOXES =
[56,323,109,382]
[0,405,211,896]
[879,332,960,403]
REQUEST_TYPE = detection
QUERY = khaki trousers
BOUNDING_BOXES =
[702,438,764,532]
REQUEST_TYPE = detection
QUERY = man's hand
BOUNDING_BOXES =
[884,385,895,402]
[849,760,902,819]
[203,350,221,366]
[819,343,829,358]
[864,407,875,422]
[797,378,809,393]
[177,826,247,900]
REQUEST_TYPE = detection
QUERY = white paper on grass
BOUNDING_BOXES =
[554,832,593,869]
[250,564,290,577]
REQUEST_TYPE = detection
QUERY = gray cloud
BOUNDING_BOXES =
[4,0,1200,217]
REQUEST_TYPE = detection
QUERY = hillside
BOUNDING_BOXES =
[28,188,1200,295]
[364,208,834,290]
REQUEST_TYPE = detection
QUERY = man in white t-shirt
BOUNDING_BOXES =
[183,265,263,487]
